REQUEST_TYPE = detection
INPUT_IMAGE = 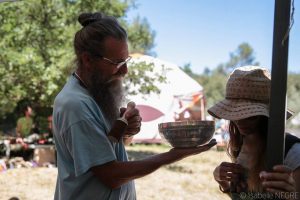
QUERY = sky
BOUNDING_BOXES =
[126,0,300,74]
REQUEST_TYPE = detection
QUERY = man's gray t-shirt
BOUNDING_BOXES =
[53,75,136,200]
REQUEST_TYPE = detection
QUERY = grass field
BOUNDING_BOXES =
[0,144,231,200]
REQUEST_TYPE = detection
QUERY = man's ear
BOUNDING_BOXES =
[81,52,93,70]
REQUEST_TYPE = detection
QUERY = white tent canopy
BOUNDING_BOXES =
[127,54,204,142]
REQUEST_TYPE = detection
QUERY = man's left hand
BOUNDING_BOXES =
[120,107,142,138]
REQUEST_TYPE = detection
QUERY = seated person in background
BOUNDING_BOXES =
[46,115,53,138]
[16,105,33,138]
[208,66,300,198]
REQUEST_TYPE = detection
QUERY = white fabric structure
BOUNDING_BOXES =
[127,54,204,143]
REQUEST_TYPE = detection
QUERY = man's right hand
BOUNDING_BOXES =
[169,139,217,158]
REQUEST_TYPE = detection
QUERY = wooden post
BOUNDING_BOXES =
[266,0,291,170]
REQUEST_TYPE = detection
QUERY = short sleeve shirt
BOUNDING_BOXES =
[17,117,33,137]
[284,143,300,170]
[53,76,136,200]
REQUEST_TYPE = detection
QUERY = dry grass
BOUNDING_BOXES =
[0,168,57,200]
[0,144,230,200]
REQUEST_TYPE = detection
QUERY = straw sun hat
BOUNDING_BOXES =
[207,66,293,121]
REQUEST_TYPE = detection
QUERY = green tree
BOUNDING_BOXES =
[197,73,227,109]
[124,61,167,96]
[287,73,300,114]
[176,43,299,128]
[215,42,259,75]
[126,16,156,56]
[183,43,259,110]
[180,63,194,77]
[0,0,161,123]
[286,73,300,128]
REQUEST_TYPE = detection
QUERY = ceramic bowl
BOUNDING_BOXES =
[158,120,215,148]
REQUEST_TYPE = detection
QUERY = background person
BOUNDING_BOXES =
[16,105,33,138]
[208,66,300,199]
[52,12,216,200]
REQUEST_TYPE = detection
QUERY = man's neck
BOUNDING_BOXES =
[75,69,89,88]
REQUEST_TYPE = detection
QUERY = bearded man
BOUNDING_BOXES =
[52,12,216,200]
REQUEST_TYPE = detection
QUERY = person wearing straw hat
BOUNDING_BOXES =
[208,66,300,198]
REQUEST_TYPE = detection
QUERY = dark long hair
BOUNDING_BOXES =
[227,115,269,191]
[72,12,127,125]
[74,12,127,68]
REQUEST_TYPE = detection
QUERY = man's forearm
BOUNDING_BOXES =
[91,150,187,189]
[91,141,215,189]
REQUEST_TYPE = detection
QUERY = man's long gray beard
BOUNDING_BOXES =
[89,73,125,127]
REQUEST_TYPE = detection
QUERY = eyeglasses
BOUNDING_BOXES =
[100,56,132,69]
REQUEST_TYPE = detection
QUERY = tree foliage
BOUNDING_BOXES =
[287,74,300,114]
[194,42,260,109]
[0,0,159,122]
[126,16,156,56]
[125,61,167,96]
[214,42,259,75]
[197,73,227,109]
[183,43,300,129]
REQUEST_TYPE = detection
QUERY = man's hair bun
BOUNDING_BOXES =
[78,12,103,27]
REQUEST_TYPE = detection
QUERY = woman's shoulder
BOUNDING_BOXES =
[284,134,300,170]
[285,133,300,155]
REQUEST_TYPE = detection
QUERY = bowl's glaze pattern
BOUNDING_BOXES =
[158,120,215,148]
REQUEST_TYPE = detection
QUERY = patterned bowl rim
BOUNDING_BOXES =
[158,120,215,129]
